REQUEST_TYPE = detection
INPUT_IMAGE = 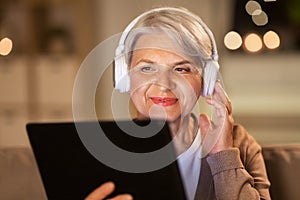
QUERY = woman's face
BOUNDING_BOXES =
[129,34,202,123]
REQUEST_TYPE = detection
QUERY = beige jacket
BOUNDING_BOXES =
[194,125,271,200]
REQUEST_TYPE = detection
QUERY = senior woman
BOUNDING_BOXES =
[86,7,271,200]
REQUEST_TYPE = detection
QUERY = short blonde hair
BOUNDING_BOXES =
[124,7,213,68]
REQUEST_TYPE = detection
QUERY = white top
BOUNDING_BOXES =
[177,129,202,200]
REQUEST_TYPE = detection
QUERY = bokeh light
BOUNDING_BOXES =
[224,31,243,50]
[245,1,262,15]
[252,10,268,26]
[263,30,280,49]
[244,33,263,53]
[0,37,13,56]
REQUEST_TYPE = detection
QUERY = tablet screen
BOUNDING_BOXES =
[26,120,186,200]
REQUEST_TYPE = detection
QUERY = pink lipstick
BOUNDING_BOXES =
[150,97,178,106]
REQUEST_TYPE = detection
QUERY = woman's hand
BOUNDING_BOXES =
[199,81,234,156]
[85,182,133,200]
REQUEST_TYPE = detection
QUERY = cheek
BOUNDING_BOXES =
[129,73,150,92]
[191,77,202,98]
[130,85,149,112]
[174,76,202,115]
[177,76,202,98]
[130,75,139,92]
[130,88,144,104]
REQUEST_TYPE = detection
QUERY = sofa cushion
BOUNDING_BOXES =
[262,144,300,200]
[0,147,47,200]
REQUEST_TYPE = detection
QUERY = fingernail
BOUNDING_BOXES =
[104,181,115,190]
[124,195,133,200]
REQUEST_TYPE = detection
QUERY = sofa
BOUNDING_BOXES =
[262,145,300,200]
[0,145,300,200]
[0,147,47,200]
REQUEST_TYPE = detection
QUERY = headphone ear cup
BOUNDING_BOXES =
[114,53,130,93]
[202,60,220,97]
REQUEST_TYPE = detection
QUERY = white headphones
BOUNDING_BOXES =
[114,7,220,97]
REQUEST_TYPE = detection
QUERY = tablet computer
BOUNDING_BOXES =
[26,120,187,200]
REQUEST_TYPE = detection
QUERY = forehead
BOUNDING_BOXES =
[133,33,190,60]
[133,33,184,56]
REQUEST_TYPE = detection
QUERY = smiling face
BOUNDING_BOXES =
[129,34,202,123]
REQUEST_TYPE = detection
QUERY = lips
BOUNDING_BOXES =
[150,97,178,106]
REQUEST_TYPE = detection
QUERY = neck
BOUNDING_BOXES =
[171,114,198,155]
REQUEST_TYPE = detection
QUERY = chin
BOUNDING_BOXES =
[149,114,181,123]
[137,113,179,121]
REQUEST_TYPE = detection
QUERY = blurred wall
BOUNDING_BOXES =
[222,53,300,144]
[0,0,95,147]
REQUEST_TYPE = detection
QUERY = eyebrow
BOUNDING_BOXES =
[172,60,191,67]
[135,59,155,65]
[135,59,191,66]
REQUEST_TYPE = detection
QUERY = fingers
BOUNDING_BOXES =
[205,81,232,117]
[85,182,133,200]
[111,194,133,200]
[213,81,232,115]
[204,97,227,125]
[199,81,234,156]
[85,182,115,200]
[199,112,222,157]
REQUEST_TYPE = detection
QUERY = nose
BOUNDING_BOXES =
[156,69,176,91]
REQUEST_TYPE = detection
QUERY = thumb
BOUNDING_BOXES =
[199,113,210,141]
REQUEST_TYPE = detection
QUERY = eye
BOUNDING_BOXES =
[140,64,158,73]
[141,66,152,72]
[174,65,191,73]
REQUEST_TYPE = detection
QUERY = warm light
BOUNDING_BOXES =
[263,31,280,49]
[245,1,262,15]
[244,33,263,53]
[224,31,243,50]
[0,37,13,56]
[252,9,262,16]
[252,11,268,26]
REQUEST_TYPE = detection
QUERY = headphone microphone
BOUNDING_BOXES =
[114,7,220,97]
